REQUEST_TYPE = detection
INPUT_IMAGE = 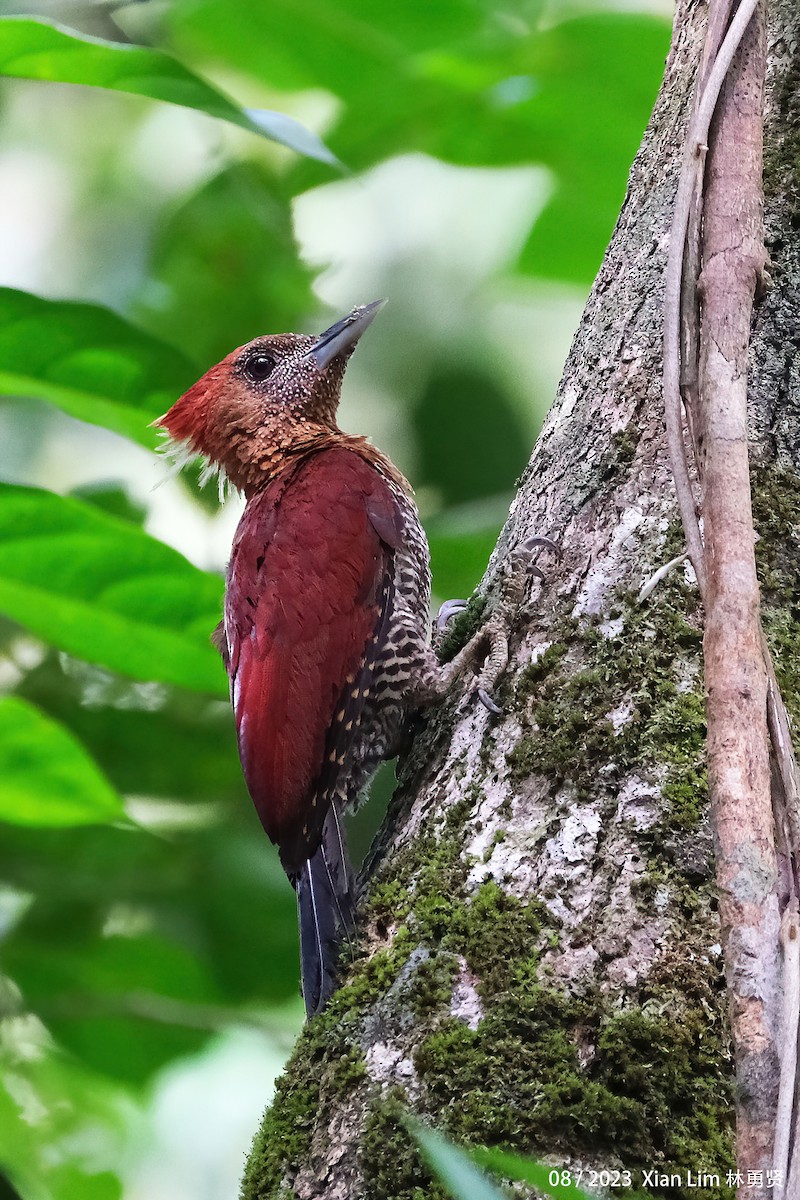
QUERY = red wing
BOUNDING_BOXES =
[224,448,402,871]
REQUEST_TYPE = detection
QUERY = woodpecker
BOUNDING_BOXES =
[155,303,548,1016]
[158,302,438,1012]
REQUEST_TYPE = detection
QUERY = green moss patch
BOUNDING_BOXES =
[413,977,733,1200]
[241,791,555,1198]
[507,577,706,835]
[240,1064,320,1199]
[361,1087,450,1200]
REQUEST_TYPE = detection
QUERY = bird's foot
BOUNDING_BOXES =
[422,534,559,715]
[469,535,560,713]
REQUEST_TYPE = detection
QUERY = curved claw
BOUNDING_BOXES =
[436,598,468,630]
[520,535,561,560]
[477,687,503,716]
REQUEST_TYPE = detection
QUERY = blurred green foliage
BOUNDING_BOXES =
[0,481,225,690]
[0,287,195,444]
[133,163,315,364]
[0,1,670,1196]
[412,1119,596,1200]
[0,15,339,161]
[0,695,124,825]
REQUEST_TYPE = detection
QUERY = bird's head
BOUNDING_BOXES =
[154,300,385,495]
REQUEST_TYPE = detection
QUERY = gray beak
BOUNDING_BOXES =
[305,299,386,370]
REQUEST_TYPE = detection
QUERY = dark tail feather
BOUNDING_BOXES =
[296,802,356,1017]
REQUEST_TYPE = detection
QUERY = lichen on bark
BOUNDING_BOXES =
[241,3,800,1198]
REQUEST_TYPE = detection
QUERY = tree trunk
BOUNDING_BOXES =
[241,2,800,1197]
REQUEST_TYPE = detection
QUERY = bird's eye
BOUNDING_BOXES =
[241,351,276,383]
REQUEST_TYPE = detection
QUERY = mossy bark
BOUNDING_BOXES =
[242,3,800,1197]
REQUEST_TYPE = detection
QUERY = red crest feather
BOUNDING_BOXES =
[153,359,236,455]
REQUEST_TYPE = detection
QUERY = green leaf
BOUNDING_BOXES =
[0,483,226,694]
[0,287,196,447]
[0,16,338,164]
[69,483,147,526]
[0,696,124,827]
[411,1124,596,1200]
[410,1123,506,1200]
[471,1146,593,1200]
